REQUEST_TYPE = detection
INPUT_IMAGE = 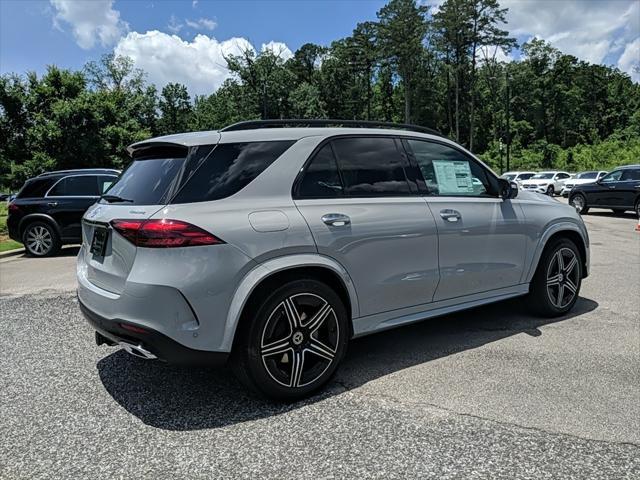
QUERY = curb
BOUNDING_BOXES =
[0,247,25,259]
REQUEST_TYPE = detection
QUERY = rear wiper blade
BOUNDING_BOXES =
[101,194,133,203]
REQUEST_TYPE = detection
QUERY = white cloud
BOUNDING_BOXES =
[261,41,294,60]
[50,0,128,50]
[185,17,217,31]
[192,0,198,8]
[114,31,259,96]
[167,15,182,34]
[617,38,640,82]
[477,45,513,64]
[501,0,639,78]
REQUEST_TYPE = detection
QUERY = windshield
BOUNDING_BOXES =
[103,157,185,205]
[532,173,555,179]
[576,171,598,179]
[502,174,516,181]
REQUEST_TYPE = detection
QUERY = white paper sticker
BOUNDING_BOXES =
[432,160,474,194]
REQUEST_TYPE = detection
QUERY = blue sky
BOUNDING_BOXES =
[1,0,638,96]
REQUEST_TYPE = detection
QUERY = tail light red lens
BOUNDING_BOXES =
[110,219,224,248]
[8,202,20,213]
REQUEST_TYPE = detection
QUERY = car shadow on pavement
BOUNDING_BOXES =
[97,296,598,431]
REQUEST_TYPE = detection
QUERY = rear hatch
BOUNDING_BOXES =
[81,142,218,294]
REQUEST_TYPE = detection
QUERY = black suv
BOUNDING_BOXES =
[569,164,640,216]
[7,169,120,256]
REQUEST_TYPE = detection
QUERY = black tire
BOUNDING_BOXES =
[231,279,349,401]
[546,185,555,196]
[569,193,589,214]
[527,238,582,317]
[22,221,61,257]
[634,199,640,218]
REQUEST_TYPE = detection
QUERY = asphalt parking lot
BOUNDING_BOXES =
[1,203,639,479]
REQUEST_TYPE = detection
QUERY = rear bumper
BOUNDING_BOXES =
[7,214,21,242]
[79,299,229,366]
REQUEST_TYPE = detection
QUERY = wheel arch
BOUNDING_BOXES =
[525,222,589,283]
[222,254,359,352]
[18,213,62,239]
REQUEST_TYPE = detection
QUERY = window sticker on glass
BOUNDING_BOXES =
[432,160,474,194]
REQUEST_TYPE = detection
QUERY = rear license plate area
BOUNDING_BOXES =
[90,226,109,256]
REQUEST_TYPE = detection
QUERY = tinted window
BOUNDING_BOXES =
[98,175,117,194]
[557,173,571,179]
[621,169,640,181]
[601,170,623,183]
[405,140,492,196]
[106,157,185,205]
[49,175,99,196]
[17,178,56,198]
[331,137,410,196]
[518,173,535,180]
[576,171,598,179]
[172,141,294,204]
[297,144,343,198]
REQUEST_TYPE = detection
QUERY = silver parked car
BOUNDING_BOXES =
[78,120,590,400]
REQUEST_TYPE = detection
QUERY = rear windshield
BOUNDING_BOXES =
[576,171,598,179]
[171,140,295,204]
[104,157,185,205]
[17,178,56,198]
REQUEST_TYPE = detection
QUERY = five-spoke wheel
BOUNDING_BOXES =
[527,238,582,317]
[545,248,580,309]
[260,293,340,388]
[232,279,348,400]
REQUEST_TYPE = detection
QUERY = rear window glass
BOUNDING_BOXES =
[17,178,56,198]
[105,157,185,205]
[49,175,100,196]
[171,141,294,204]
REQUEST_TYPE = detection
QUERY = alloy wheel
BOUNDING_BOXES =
[260,293,339,388]
[546,247,580,309]
[25,225,53,255]
[571,195,584,213]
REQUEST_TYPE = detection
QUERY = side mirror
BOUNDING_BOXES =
[498,178,518,199]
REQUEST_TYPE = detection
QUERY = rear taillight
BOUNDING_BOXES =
[110,219,224,248]
[8,202,19,213]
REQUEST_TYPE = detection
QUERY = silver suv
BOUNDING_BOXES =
[78,120,590,400]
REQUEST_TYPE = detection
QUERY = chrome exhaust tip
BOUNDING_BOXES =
[118,341,157,360]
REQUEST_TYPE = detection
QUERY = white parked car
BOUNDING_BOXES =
[520,171,572,195]
[500,171,536,185]
[561,171,607,197]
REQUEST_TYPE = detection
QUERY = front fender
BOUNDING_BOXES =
[220,254,360,352]
[524,220,590,282]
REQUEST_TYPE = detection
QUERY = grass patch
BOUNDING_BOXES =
[0,203,23,252]
[0,238,22,252]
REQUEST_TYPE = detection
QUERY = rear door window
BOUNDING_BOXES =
[48,175,100,196]
[330,137,411,196]
[171,141,294,204]
[621,169,640,181]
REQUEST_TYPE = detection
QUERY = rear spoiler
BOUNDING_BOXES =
[127,131,221,156]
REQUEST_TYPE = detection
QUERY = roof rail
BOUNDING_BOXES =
[220,119,442,136]
[37,168,120,177]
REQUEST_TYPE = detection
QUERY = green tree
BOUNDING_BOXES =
[377,0,429,123]
[159,83,192,135]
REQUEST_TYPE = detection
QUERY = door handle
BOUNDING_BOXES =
[439,209,461,222]
[47,202,58,207]
[321,213,351,227]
